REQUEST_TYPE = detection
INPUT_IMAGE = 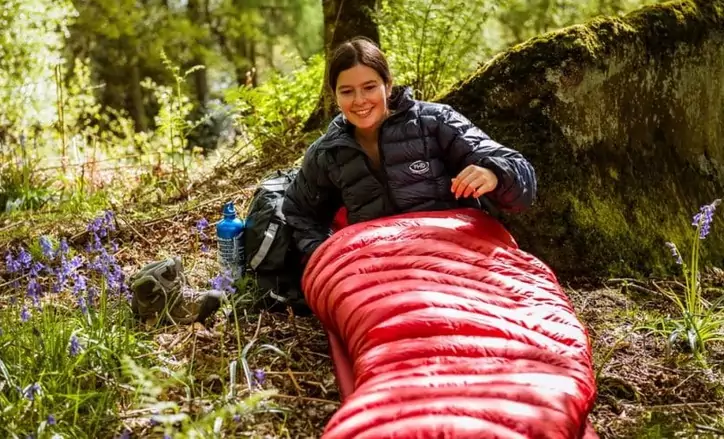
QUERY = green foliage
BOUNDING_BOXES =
[143,51,206,178]
[225,53,324,146]
[646,200,724,363]
[0,272,153,437]
[495,0,667,47]
[376,0,498,100]
[121,356,275,439]
[0,0,75,136]
[0,140,54,212]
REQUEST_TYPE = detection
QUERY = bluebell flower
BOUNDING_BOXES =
[29,261,45,278]
[692,200,720,239]
[47,414,56,425]
[78,296,88,314]
[22,383,41,401]
[117,429,131,439]
[17,247,32,270]
[5,251,21,273]
[59,238,69,256]
[27,279,41,305]
[20,306,31,322]
[39,236,55,259]
[73,274,87,295]
[69,334,81,356]
[196,218,209,232]
[254,369,266,386]
[210,271,235,293]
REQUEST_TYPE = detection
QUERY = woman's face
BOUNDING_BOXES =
[335,64,391,132]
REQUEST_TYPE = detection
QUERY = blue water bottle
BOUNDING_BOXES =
[216,201,245,278]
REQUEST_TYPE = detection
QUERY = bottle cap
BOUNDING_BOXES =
[222,201,236,217]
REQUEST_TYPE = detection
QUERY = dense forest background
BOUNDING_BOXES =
[1,0,665,216]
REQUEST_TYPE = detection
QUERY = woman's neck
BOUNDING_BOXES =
[355,126,379,145]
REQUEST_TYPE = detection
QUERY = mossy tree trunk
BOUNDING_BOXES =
[439,0,724,280]
[303,0,380,132]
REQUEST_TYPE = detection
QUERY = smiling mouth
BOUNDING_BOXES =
[353,108,373,118]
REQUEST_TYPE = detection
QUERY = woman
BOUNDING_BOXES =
[282,37,537,263]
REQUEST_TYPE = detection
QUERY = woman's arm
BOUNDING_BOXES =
[282,143,341,260]
[436,105,537,212]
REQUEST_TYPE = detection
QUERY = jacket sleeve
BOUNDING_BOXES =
[436,105,537,212]
[282,143,341,259]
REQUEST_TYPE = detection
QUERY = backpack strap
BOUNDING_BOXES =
[249,221,280,270]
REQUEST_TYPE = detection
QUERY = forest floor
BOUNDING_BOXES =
[2,151,723,438]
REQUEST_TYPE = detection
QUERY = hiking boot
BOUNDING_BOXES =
[129,257,224,326]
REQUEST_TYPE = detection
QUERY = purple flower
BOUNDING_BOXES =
[73,274,87,295]
[39,236,55,259]
[22,383,41,401]
[692,200,720,239]
[47,414,56,425]
[78,296,88,314]
[210,271,235,293]
[20,306,31,322]
[254,369,266,386]
[59,238,69,256]
[17,247,32,269]
[196,218,209,232]
[5,251,21,273]
[29,261,45,278]
[117,429,131,439]
[232,414,241,422]
[27,279,42,304]
[69,334,81,356]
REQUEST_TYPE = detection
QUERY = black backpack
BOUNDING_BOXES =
[243,168,311,315]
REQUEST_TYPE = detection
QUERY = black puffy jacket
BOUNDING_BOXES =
[282,86,537,258]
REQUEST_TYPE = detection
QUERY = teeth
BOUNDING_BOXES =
[355,108,372,117]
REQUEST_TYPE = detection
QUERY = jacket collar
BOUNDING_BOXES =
[321,85,416,149]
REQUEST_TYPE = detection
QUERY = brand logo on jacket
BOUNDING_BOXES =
[409,160,430,175]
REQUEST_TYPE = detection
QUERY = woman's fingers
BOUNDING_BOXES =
[452,165,498,199]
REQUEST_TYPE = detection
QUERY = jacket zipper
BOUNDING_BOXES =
[375,120,400,213]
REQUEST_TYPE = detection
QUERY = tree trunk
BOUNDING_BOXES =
[303,0,380,132]
[187,0,210,107]
[129,57,148,132]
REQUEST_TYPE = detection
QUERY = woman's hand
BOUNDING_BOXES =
[451,165,498,199]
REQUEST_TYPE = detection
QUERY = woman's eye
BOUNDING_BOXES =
[365,86,375,91]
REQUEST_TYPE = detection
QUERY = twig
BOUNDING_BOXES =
[0,221,23,234]
[696,424,724,434]
[118,216,153,247]
[286,369,303,396]
[142,187,251,227]
[270,394,339,406]
[252,311,264,341]
[629,401,720,410]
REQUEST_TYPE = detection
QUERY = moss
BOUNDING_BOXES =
[440,0,724,280]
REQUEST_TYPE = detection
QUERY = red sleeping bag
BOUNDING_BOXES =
[303,208,598,439]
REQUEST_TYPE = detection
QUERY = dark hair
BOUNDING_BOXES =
[328,37,392,93]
